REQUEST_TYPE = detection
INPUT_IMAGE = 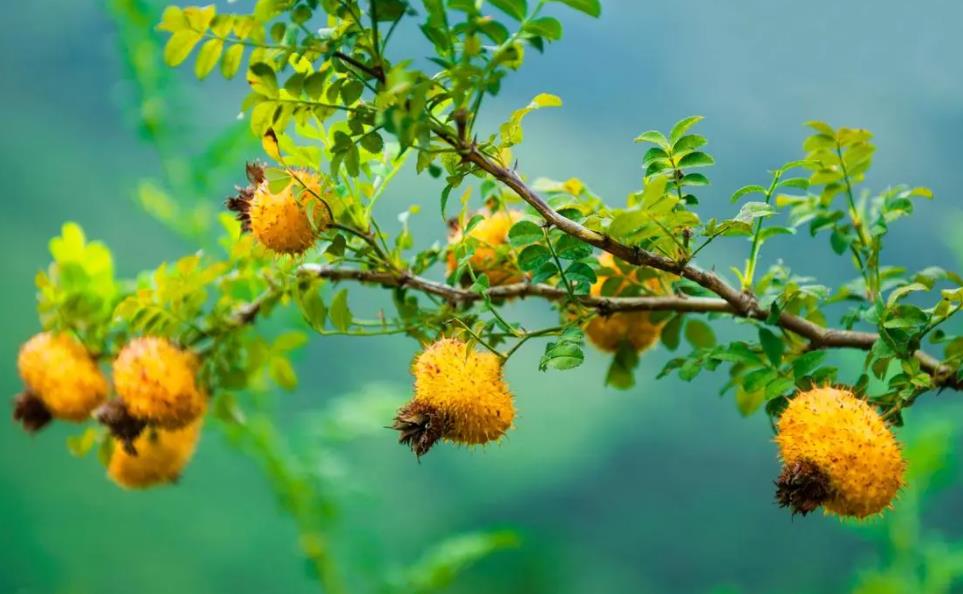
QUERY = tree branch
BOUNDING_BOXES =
[288,264,958,389]
[427,128,960,390]
[297,264,734,312]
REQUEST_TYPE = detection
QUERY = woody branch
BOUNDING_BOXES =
[236,264,958,390]
[423,125,960,390]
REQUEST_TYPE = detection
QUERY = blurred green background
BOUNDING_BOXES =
[3,1,963,593]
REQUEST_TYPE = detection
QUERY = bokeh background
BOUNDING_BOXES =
[3,1,963,593]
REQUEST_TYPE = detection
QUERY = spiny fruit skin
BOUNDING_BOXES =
[107,420,202,489]
[775,386,906,519]
[446,209,524,286]
[113,337,206,430]
[393,338,515,457]
[15,332,107,428]
[227,163,334,255]
[584,253,666,353]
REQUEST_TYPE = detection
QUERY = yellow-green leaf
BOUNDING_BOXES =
[194,38,223,79]
[500,93,562,147]
[164,30,204,67]
[221,43,245,79]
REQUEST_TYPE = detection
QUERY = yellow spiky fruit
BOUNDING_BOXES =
[584,253,666,353]
[107,420,202,489]
[393,338,515,457]
[446,209,524,286]
[775,386,905,519]
[113,337,206,430]
[14,332,108,430]
[246,170,333,255]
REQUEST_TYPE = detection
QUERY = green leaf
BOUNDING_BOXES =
[765,377,796,400]
[677,151,715,168]
[736,387,765,417]
[183,5,216,30]
[157,6,187,32]
[163,30,203,67]
[341,79,364,104]
[669,115,703,144]
[777,177,809,190]
[270,356,298,391]
[539,327,585,371]
[330,288,352,332]
[681,173,710,187]
[887,282,928,307]
[673,134,707,153]
[360,131,384,153]
[734,201,777,223]
[500,93,562,147]
[792,351,826,379]
[730,185,766,203]
[304,71,326,97]
[758,328,784,367]
[221,43,245,79]
[439,184,455,220]
[605,342,639,389]
[524,17,563,40]
[406,531,520,591]
[489,0,528,20]
[548,0,601,17]
[372,0,407,20]
[539,341,584,370]
[212,393,247,425]
[508,220,543,247]
[66,428,99,457]
[684,319,716,348]
[563,261,596,290]
[97,435,114,466]
[274,331,309,352]
[248,62,279,97]
[634,130,669,148]
[642,147,669,167]
[527,260,556,284]
[607,210,648,243]
[660,314,684,351]
[194,38,223,79]
[554,235,592,260]
[518,245,552,271]
[805,120,836,136]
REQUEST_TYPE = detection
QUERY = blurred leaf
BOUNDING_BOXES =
[548,0,601,18]
[404,531,520,592]
[518,244,552,271]
[66,427,99,457]
[270,356,298,391]
[758,328,784,367]
[685,319,716,348]
[605,342,639,389]
[540,327,584,371]
[330,289,352,332]
[669,115,703,144]
[163,30,203,66]
[508,220,543,247]
[488,0,527,20]
[194,38,223,79]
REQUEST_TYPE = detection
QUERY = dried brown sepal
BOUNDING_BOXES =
[225,186,254,232]
[775,458,834,516]
[246,161,265,185]
[225,161,266,233]
[391,400,451,459]
[95,400,147,456]
[12,391,53,433]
